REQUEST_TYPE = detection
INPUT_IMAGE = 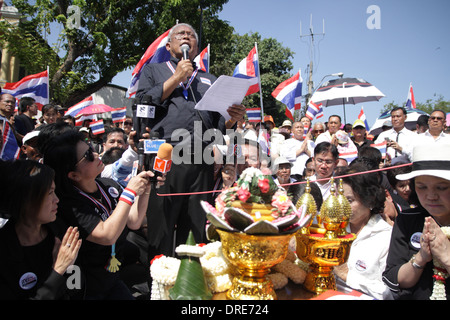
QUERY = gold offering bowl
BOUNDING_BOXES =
[217,229,292,300]
[295,231,356,295]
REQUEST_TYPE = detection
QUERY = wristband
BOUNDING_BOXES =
[119,188,137,206]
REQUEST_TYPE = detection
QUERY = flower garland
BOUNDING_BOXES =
[150,255,181,300]
[150,242,234,299]
[430,226,450,300]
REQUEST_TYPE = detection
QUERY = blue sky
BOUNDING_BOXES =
[112,0,450,128]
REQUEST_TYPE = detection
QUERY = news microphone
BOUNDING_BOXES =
[181,44,190,60]
[150,143,173,188]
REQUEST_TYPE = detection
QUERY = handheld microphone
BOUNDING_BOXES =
[150,143,173,188]
[181,44,190,60]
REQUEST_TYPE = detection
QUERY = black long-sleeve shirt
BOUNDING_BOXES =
[135,57,227,152]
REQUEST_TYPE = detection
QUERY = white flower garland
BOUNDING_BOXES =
[430,226,450,300]
[200,242,233,293]
[150,256,181,300]
[150,242,234,299]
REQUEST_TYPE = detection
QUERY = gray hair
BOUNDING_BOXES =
[313,121,326,131]
[167,23,199,42]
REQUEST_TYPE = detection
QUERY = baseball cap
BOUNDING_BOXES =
[352,119,366,129]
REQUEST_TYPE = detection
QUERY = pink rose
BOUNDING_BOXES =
[258,178,270,193]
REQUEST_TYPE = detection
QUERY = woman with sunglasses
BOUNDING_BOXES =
[43,130,161,299]
[0,160,81,299]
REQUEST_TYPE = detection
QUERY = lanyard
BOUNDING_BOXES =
[75,182,112,221]
[166,61,198,100]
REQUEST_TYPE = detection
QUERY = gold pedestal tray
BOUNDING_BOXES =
[217,229,292,300]
[295,231,356,295]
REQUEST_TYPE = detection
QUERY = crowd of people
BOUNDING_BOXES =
[0,22,449,300]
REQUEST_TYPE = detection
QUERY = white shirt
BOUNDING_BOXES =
[375,127,415,161]
[315,131,333,145]
[405,130,450,159]
[309,174,334,201]
[280,138,315,175]
[343,214,394,300]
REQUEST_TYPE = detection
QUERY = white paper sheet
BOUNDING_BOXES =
[195,75,259,121]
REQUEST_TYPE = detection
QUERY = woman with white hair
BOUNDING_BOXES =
[382,143,450,299]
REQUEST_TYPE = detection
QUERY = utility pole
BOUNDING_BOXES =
[300,15,325,119]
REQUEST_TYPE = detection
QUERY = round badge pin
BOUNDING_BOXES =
[410,232,422,249]
[108,187,119,198]
[19,272,37,290]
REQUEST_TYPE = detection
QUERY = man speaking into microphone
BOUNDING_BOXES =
[136,23,246,266]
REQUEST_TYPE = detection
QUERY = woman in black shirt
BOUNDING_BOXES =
[0,160,81,299]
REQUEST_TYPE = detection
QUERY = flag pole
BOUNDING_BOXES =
[207,44,210,73]
[46,65,50,103]
[255,42,264,122]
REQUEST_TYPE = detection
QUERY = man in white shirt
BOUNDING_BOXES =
[406,109,450,159]
[279,121,315,179]
[315,115,342,145]
[309,142,339,200]
[375,107,415,162]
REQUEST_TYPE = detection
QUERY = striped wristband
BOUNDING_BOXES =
[119,188,137,205]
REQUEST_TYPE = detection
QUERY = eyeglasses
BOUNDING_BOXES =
[76,145,95,165]
[430,116,445,121]
[315,158,335,166]
[124,121,133,126]
[172,30,197,40]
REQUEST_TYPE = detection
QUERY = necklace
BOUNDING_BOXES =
[166,61,198,100]
[74,182,121,273]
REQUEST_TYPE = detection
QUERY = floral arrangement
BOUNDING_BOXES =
[215,167,295,219]
[149,242,233,300]
[430,226,450,300]
[203,167,311,236]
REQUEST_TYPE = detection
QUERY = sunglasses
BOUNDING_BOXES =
[124,121,133,126]
[76,144,95,165]
[430,116,444,121]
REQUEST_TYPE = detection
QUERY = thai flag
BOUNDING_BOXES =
[358,106,370,130]
[111,107,127,123]
[303,123,310,139]
[90,119,105,135]
[246,108,262,122]
[271,70,302,121]
[305,101,324,120]
[1,116,20,161]
[339,151,358,164]
[232,46,259,96]
[65,96,94,117]
[405,83,416,109]
[371,141,387,159]
[194,45,209,72]
[75,114,97,127]
[2,70,49,110]
[258,129,270,157]
[127,29,171,97]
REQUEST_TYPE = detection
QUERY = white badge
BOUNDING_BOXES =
[108,187,119,198]
[19,272,37,290]
[355,259,367,272]
[410,232,422,249]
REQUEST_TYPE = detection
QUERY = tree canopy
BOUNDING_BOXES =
[1,0,298,126]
